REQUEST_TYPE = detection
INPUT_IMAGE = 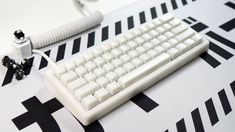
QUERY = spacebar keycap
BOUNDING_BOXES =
[118,53,171,87]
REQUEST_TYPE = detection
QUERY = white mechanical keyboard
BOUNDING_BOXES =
[45,13,209,125]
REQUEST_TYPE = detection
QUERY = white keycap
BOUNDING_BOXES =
[136,46,147,54]
[143,42,154,50]
[192,34,203,43]
[92,48,103,57]
[83,52,94,62]
[146,23,155,29]
[158,35,168,42]
[176,43,188,53]
[67,78,87,93]
[128,50,139,58]
[164,32,174,38]
[111,59,123,67]
[84,61,96,72]
[74,57,85,66]
[139,24,149,33]
[127,41,138,49]
[114,67,127,77]
[125,32,135,40]
[94,57,106,67]
[53,66,66,78]
[94,88,111,102]
[84,72,97,82]
[75,66,87,77]
[103,63,115,72]
[116,35,127,44]
[123,62,135,72]
[159,13,173,22]
[111,49,122,58]
[147,50,158,58]
[156,27,166,33]
[64,61,76,71]
[103,53,114,62]
[142,33,152,41]
[149,30,159,37]
[163,23,172,30]
[119,45,130,53]
[132,28,142,36]
[82,95,99,110]
[120,54,131,63]
[139,54,151,63]
[171,24,187,34]
[175,29,195,42]
[168,38,179,47]
[161,42,172,50]
[169,19,180,26]
[152,19,162,26]
[105,72,118,82]
[131,58,143,67]
[106,82,122,95]
[93,68,106,77]
[184,39,196,49]
[60,71,77,86]
[110,41,120,49]
[167,48,180,59]
[135,37,145,45]
[118,53,171,87]
[74,81,100,101]
[150,38,161,46]
[154,46,165,54]
[100,44,111,52]
[96,77,109,88]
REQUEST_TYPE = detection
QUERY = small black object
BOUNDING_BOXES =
[2,56,32,81]
[14,30,25,39]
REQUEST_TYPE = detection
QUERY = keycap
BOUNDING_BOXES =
[45,13,209,126]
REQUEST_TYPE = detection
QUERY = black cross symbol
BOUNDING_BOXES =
[12,96,104,132]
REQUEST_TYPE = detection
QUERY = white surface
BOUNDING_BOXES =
[0,0,139,55]
[45,14,209,125]
[0,0,234,131]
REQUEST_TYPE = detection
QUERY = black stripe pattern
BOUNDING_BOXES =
[219,18,235,32]
[218,89,232,115]
[39,50,51,70]
[56,44,66,62]
[72,37,81,55]
[101,26,109,41]
[176,118,187,132]
[191,108,205,132]
[131,93,159,112]
[205,98,219,126]
[209,41,233,60]
[161,3,168,14]
[200,52,221,68]
[171,0,178,10]
[127,16,134,29]
[87,32,95,48]
[139,11,146,24]
[225,1,235,10]
[115,21,122,35]
[191,22,208,32]
[150,7,157,19]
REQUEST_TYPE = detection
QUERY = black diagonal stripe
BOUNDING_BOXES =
[56,44,66,62]
[127,16,134,30]
[87,31,95,48]
[188,16,197,22]
[200,52,221,68]
[72,37,81,55]
[150,7,157,19]
[139,11,146,24]
[161,3,168,14]
[115,21,122,35]
[101,26,109,41]
[183,19,192,24]
[209,41,233,60]
[231,81,235,96]
[164,130,169,132]
[218,89,232,115]
[191,108,205,132]
[205,98,219,126]
[192,0,196,1]
[182,0,188,5]
[191,22,208,32]
[131,93,159,112]
[2,69,15,86]
[171,0,178,9]
[39,50,51,70]
[176,118,187,132]
[219,18,235,32]
[206,31,235,49]
[225,1,235,10]
[24,57,34,75]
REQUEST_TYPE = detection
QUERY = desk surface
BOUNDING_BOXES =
[0,0,235,132]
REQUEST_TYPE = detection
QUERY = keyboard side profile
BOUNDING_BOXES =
[45,13,209,125]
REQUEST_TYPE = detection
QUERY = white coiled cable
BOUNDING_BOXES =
[29,11,103,49]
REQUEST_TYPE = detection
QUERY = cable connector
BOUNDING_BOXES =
[12,30,32,59]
